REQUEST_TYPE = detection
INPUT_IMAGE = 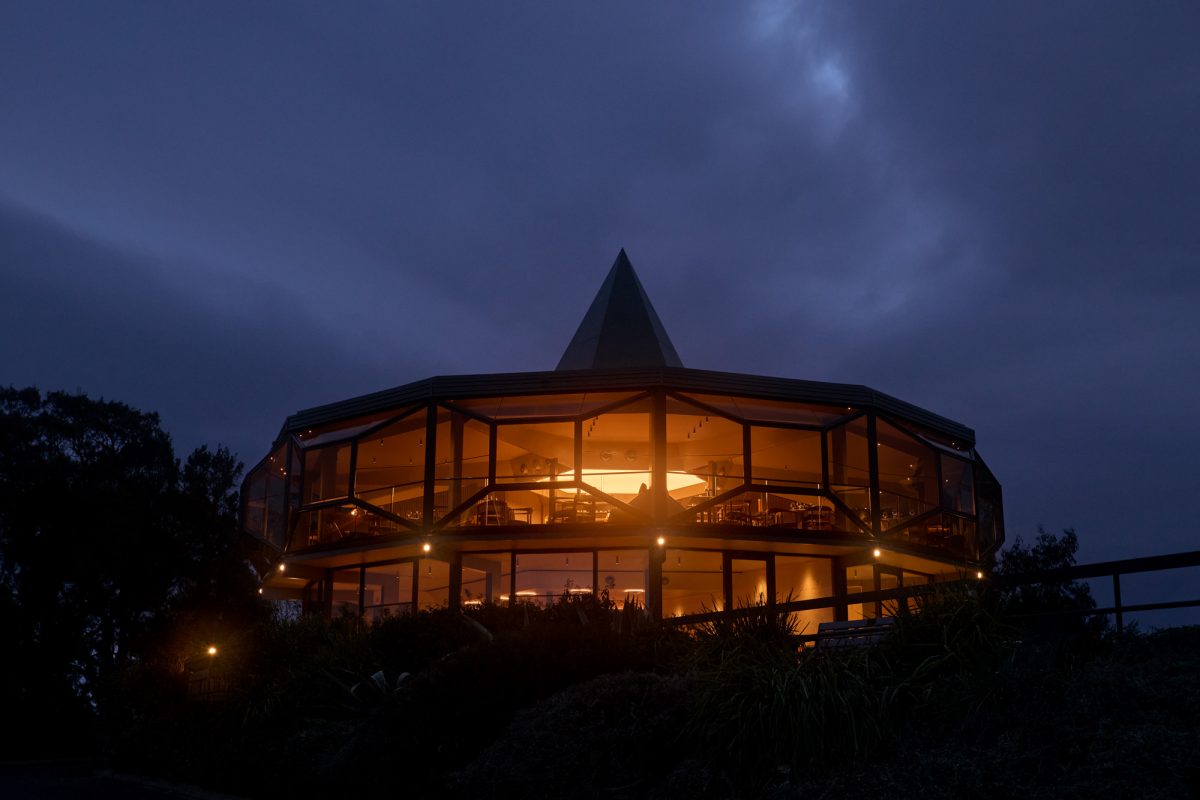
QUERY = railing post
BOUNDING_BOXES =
[1112,573,1123,633]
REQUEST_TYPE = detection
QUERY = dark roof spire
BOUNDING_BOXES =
[556,249,684,371]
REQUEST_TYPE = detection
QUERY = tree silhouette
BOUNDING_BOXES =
[0,387,257,755]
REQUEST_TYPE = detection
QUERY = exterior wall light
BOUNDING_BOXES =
[976,571,984,579]
[278,563,286,573]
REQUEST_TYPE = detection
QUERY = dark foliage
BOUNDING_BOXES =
[0,387,260,757]
[993,527,1095,613]
[455,671,696,799]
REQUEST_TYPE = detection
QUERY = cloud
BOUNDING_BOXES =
[2,1,1199,568]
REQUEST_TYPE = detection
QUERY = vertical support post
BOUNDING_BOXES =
[831,557,848,622]
[409,560,418,613]
[509,552,517,609]
[765,553,777,613]
[448,552,462,612]
[422,404,437,528]
[872,563,883,620]
[357,566,365,619]
[347,439,358,498]
[648,545,663,621]
[450,412,464,511]
[1113,573,1124,634]
[323,569,334,618]
[592,549,599,599]
[866,413,881,536]
[722,552,734,612]
[649,390,667,623]
[651,391,667,523]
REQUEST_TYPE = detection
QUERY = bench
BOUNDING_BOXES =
[814,617,896,650]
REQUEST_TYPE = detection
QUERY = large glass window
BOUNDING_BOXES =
[354,410,427,521]
[597,550,648,609]
[417,557,451,609]
[901,514,976,557]
[581,399,653,509]
[975,456,1003,555]
[461,553,510,607]
[750,426,821,489]
[663,549,723,617]
[775,556,834,633]
[303,442,351,504]
[826,417,871,527]
[666,399,743,514]
[844,564,873,621]
[452,490,548,526]
[434,410,490,520]
[514,552,594,607]
[876,420,939,532]
[363,562,416,621]
[289,505,404,549]
[940,454,975,515]
[295,408,403,448]
[331,568,361,617]
[729,558,769,608]
[242,464,267,540]
[264,444,289,549]
[495,421,574,484]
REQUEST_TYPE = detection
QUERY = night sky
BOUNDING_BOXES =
[3,3,1198,600]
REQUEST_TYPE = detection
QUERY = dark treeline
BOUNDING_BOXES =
[0,387,264,757]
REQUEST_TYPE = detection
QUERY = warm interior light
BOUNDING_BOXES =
[623,588,645,594]
[207,645,218,656]
[872,548,881,558]
[257,588,263,595]
[422,542,432,553]
[278,563,286,573]
[656,536,666,546]
[976,571,984,579]
[538,469,705,499]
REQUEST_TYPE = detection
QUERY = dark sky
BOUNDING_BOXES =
[3,3,1198,594]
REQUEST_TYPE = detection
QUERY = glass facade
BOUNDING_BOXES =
[244,382,1003,623]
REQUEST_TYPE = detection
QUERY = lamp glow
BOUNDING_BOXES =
[976,571,984,579]
[278,563,286,573]
[872,548,881,558]
[207,645,218,656]
[422,542,432,553]
[656,536,666,546]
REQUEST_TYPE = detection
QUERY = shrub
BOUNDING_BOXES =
[454,671,695,799]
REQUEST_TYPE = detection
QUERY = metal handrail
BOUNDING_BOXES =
[662,549,1200,634]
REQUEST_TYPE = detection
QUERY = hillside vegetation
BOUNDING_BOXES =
[102,585,1200,799]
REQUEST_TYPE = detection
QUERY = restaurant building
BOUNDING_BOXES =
[243,251,1003,627]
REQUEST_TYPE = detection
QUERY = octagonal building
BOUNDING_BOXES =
[244,251,1003,625]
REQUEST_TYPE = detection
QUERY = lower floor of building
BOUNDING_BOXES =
[262,527,971,626]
